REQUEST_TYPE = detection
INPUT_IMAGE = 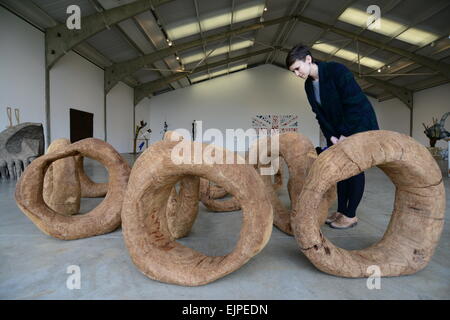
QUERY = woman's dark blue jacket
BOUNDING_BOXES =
[304,61,379,146]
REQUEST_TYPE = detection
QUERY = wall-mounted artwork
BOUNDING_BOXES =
[251,114,299,135]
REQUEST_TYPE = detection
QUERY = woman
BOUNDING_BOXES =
[286,44,379,229]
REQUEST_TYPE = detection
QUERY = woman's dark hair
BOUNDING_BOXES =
[286,44,314,68]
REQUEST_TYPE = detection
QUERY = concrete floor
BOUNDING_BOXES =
[1,154,449,300]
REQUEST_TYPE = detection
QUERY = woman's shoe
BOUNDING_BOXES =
[329,215,358,229]
[325,212,343,224]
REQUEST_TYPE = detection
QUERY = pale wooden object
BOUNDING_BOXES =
[43,139,80,215]
[163,131,200,239]
[199,150,284,213]
[250,132,336,235]
[75,156,108,198]
[15,138,131,240]
[291,130,445,277]
[121,140,273,286]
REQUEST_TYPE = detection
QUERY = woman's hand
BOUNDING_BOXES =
[331,135,347,145]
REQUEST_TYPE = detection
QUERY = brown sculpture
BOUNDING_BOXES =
[199,179,228,199]
[75,156,108,198]
[15,138,131,240]
[291,130,445,277]
[199,158,283,201]
[250,132,336,235]
[199,178,242,212]
[198,149,285,213]
[43,139,81,215]
[163,131,200,239]
[121,140,273,286]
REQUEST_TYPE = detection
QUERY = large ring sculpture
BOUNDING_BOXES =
[291,130,445,277]
[43,139,81,215]
[250,132,336,235]
[15,138,131,240]
[121,140,273,286]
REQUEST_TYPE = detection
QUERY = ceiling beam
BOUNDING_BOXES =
[45,0,174,68]
[359,75,414,109]
[134,43,413,109]
[324,0,403,63]
[344,0,450,71]
[265,0,310,64]
[295,15,450,80]
[105,15,292,93]
[277,46,415,109]
[361,35,450,91]
[134,48,274,104]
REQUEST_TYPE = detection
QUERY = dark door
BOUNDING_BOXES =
[70,108,93,143]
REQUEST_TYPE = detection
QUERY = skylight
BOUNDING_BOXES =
[338,7,439,47]
[190,63,247,83]
[166,0,265,41]
[180,40,254,65]
[312,43,385,69]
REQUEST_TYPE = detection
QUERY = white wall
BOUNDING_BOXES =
[135,98,151,129]
[145,64,321,151]
[50,51,104,141]
[413,83,449,150]
[144,65,449,153]
[369,97,410,136]
[106,82,134,153]
[0,7,45,131]
[1,7,136,154]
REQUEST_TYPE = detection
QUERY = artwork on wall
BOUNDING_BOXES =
[251,114,299,135]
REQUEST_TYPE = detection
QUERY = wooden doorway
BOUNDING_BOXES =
[70,108,93,143]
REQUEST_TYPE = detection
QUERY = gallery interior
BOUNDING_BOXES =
[0,0,449,300]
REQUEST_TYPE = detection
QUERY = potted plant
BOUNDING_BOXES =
[422,112,449,159]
